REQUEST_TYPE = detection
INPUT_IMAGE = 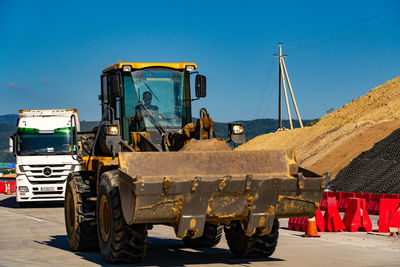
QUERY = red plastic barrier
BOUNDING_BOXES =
[379,198,400,232]
[368,194,381,215]
[319,192,328,211]
[354,193,363,199]
[11,181,16,193]
[343,198,372,232]
[0,182,5,194]
[315,207,325,232]
[319,192,400,216]
[390,207,400,229]
[383,194,399,199]
[320,192,339,211]
[362,193,371,210]
[324,197,345,232]
[338,192,354,212]
[288,217,308,232]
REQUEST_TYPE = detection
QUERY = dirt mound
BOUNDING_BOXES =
[237,76,400,177]
[317,76,400,126]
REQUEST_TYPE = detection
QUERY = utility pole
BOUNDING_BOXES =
[273,43,303,130]
[273,43,285,129]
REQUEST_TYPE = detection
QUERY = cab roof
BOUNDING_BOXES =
[102,62,198,73]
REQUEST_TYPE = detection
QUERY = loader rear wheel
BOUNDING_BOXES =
[182,223,223,248]
[65,172,98,251]
[97,170,148,264]
[224,219,279,258]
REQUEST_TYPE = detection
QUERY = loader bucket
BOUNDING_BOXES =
[118,139,329,238]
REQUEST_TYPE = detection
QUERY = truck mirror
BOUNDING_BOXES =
[195,75,206,98]
[9,137,13,153]
[9,134,16,156]
[70,115,79,159]
[101,75,109,104]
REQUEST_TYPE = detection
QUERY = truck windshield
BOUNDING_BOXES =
[123,68,184,131]
[18,127,74,155]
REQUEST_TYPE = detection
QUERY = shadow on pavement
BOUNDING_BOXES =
[0,195,63,209]
[0,196,18,208]
[38,235,285,266]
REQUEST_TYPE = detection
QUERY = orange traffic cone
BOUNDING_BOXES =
[303,216,321,237]
[6,183,11,195]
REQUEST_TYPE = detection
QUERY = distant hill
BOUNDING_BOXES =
[0,114,18,125]
[80,121,100,132]
[0,122,16,162]
[213,119,313,140]
[0,114,315,162]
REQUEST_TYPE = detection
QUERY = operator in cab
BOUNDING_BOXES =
[130,91,164,133]
[141,91,163,119]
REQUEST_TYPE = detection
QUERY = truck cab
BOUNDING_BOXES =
[10,109,80,207]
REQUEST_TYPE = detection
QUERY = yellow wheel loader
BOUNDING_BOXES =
[64,62,329,263]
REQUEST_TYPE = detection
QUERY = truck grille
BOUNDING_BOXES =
[28,164,66,168]
[23,164,73,182]
[30,180,66,185]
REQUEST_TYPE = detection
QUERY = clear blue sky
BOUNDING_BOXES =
[1,0,399,122]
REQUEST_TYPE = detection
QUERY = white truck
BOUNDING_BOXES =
[9,109,80,207]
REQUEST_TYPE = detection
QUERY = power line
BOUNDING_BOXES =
[286,7,400,44]
[288,18,400,55]
[254,59,275,118]
[261,70,277,119]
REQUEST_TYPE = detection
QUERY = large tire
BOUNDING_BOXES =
[224,219,279,258]
[97,170,148,263]
[65,171,98,251]
[182,223,223,248]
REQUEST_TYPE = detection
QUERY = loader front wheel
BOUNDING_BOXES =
[97,170,148,263]
[65,172,98,251]
[224,219,279,258]
[182,223,223,248]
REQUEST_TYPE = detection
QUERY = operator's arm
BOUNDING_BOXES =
[148,105,163,120]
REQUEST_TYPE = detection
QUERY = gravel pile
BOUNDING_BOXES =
[331,128,400,194]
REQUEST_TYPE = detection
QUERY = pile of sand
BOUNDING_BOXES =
[237,76,400,177]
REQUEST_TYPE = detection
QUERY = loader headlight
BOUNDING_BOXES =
[122,65,132,72]
[229,124,245,135]
[106,125,119,136]
[185,65,195,72]
[228,123,246,145]
[18,186,29,192]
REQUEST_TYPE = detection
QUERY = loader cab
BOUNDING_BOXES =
[100,63,204,145]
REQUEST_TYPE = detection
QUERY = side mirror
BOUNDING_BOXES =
[70,115,79,158]
[9,134,16,156]
[195,75,206,98]
[9,137,13,153]
[101,75,109,104]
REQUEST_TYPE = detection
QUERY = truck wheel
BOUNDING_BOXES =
[97,170,148,263]
[65,172,98,251]
[182,223,223,248]
[224,219,279,258]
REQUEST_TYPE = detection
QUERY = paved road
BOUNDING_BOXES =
[0,195,399,266]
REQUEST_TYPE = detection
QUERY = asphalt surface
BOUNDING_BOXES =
[0,194,399,267]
